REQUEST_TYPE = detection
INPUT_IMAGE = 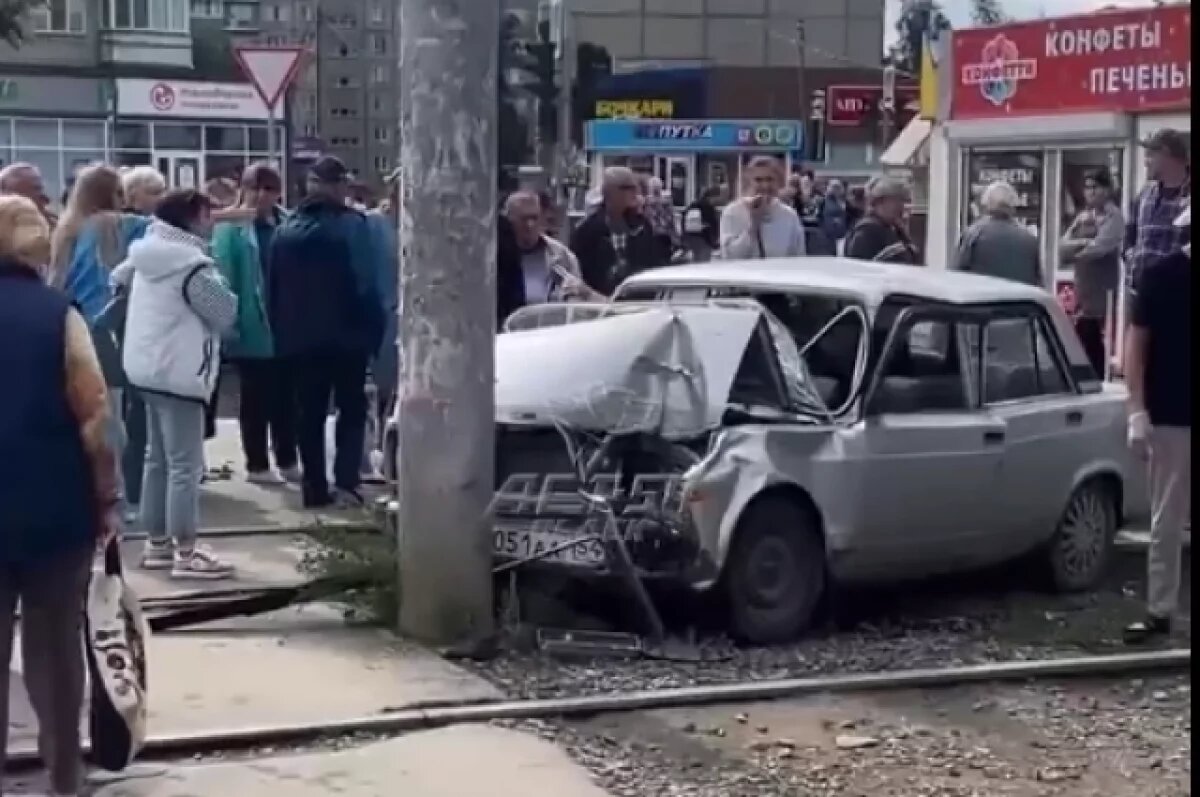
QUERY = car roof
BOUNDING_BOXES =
[618,256,1053,308]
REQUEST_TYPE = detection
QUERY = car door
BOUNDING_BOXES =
[854,306,1006,578]
[981,306,1089,556]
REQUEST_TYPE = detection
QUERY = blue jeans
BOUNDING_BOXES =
[140,393,205,547]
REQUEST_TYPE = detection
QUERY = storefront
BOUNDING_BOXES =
[583,119,804,208]
[114,78,285,192]
[927,3,1191,322]
[0,75,111,204]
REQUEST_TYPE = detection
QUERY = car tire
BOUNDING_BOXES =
[1044,479,1118,593]
[725,494,825,645]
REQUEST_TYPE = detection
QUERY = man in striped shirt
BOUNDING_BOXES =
[1124,128,1190,297]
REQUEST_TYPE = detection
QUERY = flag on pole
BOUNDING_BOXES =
[918,32,939,120]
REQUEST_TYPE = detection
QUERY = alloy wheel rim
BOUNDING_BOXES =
[1058,489,1109,581]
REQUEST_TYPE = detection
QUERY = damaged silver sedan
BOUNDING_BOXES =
[486,257,1146,643]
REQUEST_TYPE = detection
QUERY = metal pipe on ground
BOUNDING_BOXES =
[6,649,1188,772]
[119,521,378,541]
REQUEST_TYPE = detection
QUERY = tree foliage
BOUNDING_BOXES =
[0,0,43,47]
[889,0,952,76]
[970,0,1011,26]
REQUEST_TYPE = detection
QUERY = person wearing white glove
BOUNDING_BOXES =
[1122,201,1191,645]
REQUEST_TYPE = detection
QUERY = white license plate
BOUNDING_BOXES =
[492,526,606,568]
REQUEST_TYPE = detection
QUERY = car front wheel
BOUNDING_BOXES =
[1045,479,1118,592]
[725,494,826,645]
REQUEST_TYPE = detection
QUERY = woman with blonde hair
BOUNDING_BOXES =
[0,194,119,796]
[53,164,150,319]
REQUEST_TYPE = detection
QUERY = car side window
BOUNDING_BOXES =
[868,315,977,415]
[984,314,1071,403]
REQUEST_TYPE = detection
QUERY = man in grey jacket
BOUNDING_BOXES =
[1060,168,1124,377]
[720,156,806,260]
[955,181,1041,287]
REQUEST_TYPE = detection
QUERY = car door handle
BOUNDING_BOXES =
[983,430,1006,444]
[1065,411,1084,426]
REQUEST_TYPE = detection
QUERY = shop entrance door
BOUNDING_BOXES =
[156,153,202,190]
[654,155,693,208]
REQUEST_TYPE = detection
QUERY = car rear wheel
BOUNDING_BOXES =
[725,494,825,645]
[1045,479,1118,592]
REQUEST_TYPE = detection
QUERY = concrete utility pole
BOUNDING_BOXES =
[396,0,499,646]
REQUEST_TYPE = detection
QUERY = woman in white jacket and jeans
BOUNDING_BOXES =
[116,189,238,579]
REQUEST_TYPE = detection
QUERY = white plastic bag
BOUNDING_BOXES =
[84,540,149,771]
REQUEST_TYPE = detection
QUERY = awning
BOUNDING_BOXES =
[881,117,932,168]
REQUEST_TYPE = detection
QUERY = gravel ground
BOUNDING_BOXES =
[497,674,1191,797]
[470,556,1190,700]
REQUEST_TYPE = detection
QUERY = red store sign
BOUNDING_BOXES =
[826,84,919,126]
[951,5,1191,119]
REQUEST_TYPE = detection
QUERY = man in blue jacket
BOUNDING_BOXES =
[268,156,385,508]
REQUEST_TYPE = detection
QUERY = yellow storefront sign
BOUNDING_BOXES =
[594,99,675,119]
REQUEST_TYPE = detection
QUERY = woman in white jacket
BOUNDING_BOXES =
[116,189,238,580]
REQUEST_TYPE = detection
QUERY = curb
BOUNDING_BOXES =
[5,649,1189,772]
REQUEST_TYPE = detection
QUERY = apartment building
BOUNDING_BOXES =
[258,0,397,189]
[0,0,284,202]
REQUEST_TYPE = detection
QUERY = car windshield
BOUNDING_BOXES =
[615,286,866,420]
[760,313,834,420]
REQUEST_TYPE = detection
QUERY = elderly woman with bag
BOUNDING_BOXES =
[0,194,120,797]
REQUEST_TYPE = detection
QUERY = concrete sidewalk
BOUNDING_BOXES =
[9,605,502,756]
[197,419,383,532]
[84,726,610,797]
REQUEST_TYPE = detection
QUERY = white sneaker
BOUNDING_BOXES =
[140,542,173,571]
[171,545,235,580]
[246,469,286,486]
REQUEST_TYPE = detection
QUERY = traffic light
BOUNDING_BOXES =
[511,20,559,142]
[572,42,613,144]
[498,12,531,190]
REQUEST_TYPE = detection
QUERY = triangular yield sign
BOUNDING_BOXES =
[234,46,307,111]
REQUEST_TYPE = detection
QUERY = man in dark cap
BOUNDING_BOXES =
[267,156,386,508]
[1124,128,1190,299]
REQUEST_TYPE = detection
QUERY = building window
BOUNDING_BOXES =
[264,2,288,22]
[297,2,312,22]
[302,124,318,137]
[370,65,388,84]
[107,0,189,31]
[373,125,390,143]
[331,12,356,28]
[370,93,386,113]
[264,34,285,45]
[31,0,86,33]
[368,2,384,24]
[189,0,220,18]
[331,107,358,118]
[335,75,360,88]
[373,155,390,173]
[224,2,257,29]
[369,33,387,55]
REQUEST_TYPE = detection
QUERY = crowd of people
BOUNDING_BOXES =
[0,125,1187,793]
[492,156,923,331]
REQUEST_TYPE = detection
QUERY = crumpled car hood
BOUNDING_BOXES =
[495,304,763,438]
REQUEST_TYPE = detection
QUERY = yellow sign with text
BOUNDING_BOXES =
[594,99,675,119]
